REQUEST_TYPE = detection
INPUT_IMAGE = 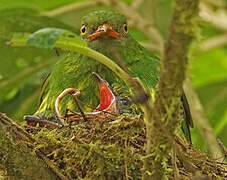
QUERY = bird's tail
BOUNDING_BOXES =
[181,93,193,144]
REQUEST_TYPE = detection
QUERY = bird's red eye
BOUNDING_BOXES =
[123,24,128,33]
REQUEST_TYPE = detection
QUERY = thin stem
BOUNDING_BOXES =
[200,3,227,31]
[43,1,98,17]
[72,96,87,121]
[200,33,227,51]
[131,0,144,10]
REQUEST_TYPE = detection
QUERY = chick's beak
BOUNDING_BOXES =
[92,72,118,113]
[88,24,121,40]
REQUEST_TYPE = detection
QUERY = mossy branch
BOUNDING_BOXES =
[0,113,66,179]
[143,0,200,179]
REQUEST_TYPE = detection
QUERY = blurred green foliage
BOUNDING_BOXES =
[0,0,226,152]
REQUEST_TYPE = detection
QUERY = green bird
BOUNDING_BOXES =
[25,10,193,142]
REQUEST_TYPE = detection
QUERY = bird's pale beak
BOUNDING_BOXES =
[88,24,121,40]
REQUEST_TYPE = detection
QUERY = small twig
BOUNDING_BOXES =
[212,161,227,166]
[72,96,87,121]
[43,1,98,17]
[205,86,227,112]
[200,3,227,31]
[172,141,180,179]
[175,144,198,173]
[199,33,227,51]
[124,138,130,180]
[131,0,144,10]
[201,0,226,8]
[218,139,227,157]
[65,108,81,117]
[65,106,118,119]
[174,135,188,152]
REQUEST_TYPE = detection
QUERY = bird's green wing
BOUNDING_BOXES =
[121,35,160,89]
[181,93,193,143]
[38,73,50,107]
[121,35,193,143]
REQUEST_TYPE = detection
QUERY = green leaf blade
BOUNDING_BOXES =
[27,28,70,49]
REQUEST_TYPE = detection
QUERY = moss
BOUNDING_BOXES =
[0,122,58,179]
[31,114,144,179]
[23,114,226,179]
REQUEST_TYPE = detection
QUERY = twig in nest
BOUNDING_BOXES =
[65,108,81,118]
[76,99,118,117]
[72,95,87,121]
[199,33,227,51]
[172,141,180,179]
[124,137,131,180]
[174,135,188,152]
[218,139,227,159]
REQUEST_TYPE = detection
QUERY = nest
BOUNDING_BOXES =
[25,114,226,179]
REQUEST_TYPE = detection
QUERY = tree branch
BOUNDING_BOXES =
[43,1,98,17]
[131,0,144,10]
[200,3,227,31]
[0,113,68,180]
[143,0,199,179]
[199,33,227,51]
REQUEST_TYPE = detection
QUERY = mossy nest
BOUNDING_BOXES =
[25,115,226,179]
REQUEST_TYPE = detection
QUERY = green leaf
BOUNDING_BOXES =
[191,80,227,151]
[0,6,78,119]
[27,28,75,49]
[9,33,30,46]
[0,59,55,91]
[11,28,87,50]
[191,47,227,88]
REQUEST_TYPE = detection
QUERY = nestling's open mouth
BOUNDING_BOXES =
[88,24,121,40]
